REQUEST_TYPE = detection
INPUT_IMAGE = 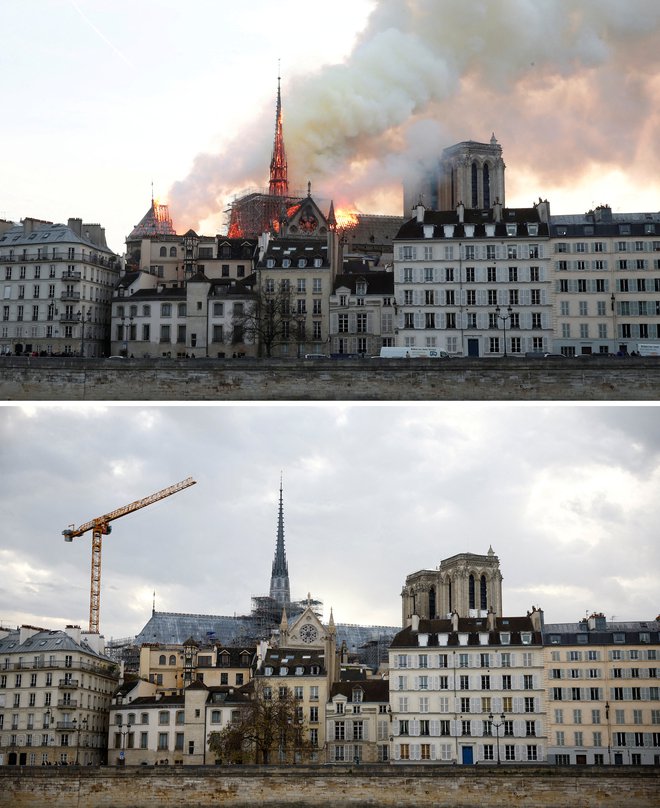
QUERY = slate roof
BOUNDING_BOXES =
[0,628,112,661]
[132,612,398,663]
[395,208,549,240]
[257,239,329,268]
[390,616,540,648]
[333,271,394,295]
[330,679,389,702]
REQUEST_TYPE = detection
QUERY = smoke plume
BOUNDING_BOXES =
[169,0,660,232]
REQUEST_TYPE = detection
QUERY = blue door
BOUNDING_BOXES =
[468,339,479,357]
[462,746,474,765]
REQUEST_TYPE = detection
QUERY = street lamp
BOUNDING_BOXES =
[488,712,506,764]
[495,305,513,357]
[73,717,88,765]
[117,718,132,766]
[121,315,133,357]
[77,308,92,358]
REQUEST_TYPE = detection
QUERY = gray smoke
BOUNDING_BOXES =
[169,0,660,230]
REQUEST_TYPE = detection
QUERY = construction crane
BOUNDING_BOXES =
[63,477,196,634]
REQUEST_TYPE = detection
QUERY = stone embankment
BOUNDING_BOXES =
[2,356,660,400]
[1,764,659,808]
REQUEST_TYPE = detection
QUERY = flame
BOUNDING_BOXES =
[335,209,360,229]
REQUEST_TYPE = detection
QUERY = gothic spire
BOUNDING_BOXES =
[269,475,291,606]
[269,71,289,197]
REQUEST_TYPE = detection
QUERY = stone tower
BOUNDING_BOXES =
[269,476,291,607]
[404,135,506,214]
[401,548,503,626]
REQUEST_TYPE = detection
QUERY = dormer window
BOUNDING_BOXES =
[279,666,288,676]
[521,632,532,645]
[356,282,366,296]
[264,666,273,676]
[266,259,275,268]
[500,632,511,645]
[506,224,517,236]
[282,258,291,268]
[352,688,363,703]
[528,224,538,236]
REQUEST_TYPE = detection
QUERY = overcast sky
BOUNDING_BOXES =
[3,0,660,253]
[0,403,658,642]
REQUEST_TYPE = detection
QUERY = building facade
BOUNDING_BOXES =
[0,625,118,766]
[325,679,390,764]
[329,270,395,356]
[0,217,119,357]
[388,609,546,765]
[550,207,660,356]
[543,613,660,766]
[393,201,553,357]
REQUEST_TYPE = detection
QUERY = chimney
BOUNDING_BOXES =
[456,202,465,223]
[415,201,425,224]
[411,614,420,632]
[68,218,83,237]
[451,610,459,632]
[492,200,503,223]
[487,608,496,632]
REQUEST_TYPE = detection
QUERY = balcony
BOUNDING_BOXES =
[58,678,79,688]
[60,291,81,301]
[61,271,81,281]
[56,722,76,731]
[57,699,78,709]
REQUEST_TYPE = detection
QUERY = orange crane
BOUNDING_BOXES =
[63,477,196,633]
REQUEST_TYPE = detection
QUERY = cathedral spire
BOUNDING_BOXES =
[269,70,289,197]
[269,475,290,606]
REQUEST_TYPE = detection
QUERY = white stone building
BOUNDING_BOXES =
[0,625,118,766]
[0,217,119,357]
[388,609,546,765]
[392,201,554,357]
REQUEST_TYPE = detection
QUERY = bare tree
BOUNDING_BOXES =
[208,680,311,765]
[231,280,305,358]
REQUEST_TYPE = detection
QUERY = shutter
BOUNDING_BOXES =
[411,719,420,736]
[431,744,437,760]
[392,719,400,736]
[363,723,369,741]
[394,745,401,761]
[413,677,419,691]
[430,720,440,737]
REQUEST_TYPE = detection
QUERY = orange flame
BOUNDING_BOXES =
[335,209,360,229]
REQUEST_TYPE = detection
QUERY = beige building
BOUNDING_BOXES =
[550,207,660,356]
[543,613,660,765]
[0,217,119,357]
[0,625,118,766]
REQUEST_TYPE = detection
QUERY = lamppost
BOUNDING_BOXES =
[117,718,132,766]
[121,315,133,357]
[77,308,91,357]
[489,712,506,764]
[605,700,612,764]
[495,305,513,357]
[73,717,88,764]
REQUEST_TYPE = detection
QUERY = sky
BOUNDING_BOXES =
[2,0,660,254]
[0,403,658,642]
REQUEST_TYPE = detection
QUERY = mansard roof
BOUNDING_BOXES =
[330,679,390,702]
[391,615,540,648]
[257,239,329,268]
[396,208,549,241]
[333,271,394,295]
[257,646,327,675]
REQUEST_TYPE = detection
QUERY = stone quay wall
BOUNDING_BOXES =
[2,356,660,401]
[1,765,658,808]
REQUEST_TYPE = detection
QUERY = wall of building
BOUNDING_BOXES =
[1,765,657,808]
[2,356,660,401]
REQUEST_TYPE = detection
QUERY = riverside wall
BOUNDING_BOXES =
[1,765,658,808]
[1,356,660,401]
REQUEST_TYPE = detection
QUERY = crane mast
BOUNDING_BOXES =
[63,477,196,633]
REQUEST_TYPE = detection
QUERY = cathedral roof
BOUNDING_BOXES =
[128,199,176,240]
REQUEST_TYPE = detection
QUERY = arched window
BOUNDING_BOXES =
[159,654,166,665]
[469,574,476,610]
[483,164,491,209]
[429,586,436,619]
[480,575,488,610]
[159,247,167,257]
[471,162,479,208]
[169,246,177,257]
[169,655,176,665]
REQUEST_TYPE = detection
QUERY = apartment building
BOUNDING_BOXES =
[544,613,660,765]
[0,217,119,357]
[550,207,660,356]
[329,270,395,356]
[393,201,553,357]
[388,609,546,765]
[0,625,118,766]
[325,679,390,764]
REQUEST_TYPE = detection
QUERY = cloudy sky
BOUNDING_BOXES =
[3,0,660,253]
[0,403,658,642]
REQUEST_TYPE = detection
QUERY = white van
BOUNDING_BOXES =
[379,347,450,359]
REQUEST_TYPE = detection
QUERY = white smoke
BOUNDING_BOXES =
[169,0,660,231]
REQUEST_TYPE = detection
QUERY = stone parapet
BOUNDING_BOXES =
[2,356,660,401]
[0,765,658,808]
